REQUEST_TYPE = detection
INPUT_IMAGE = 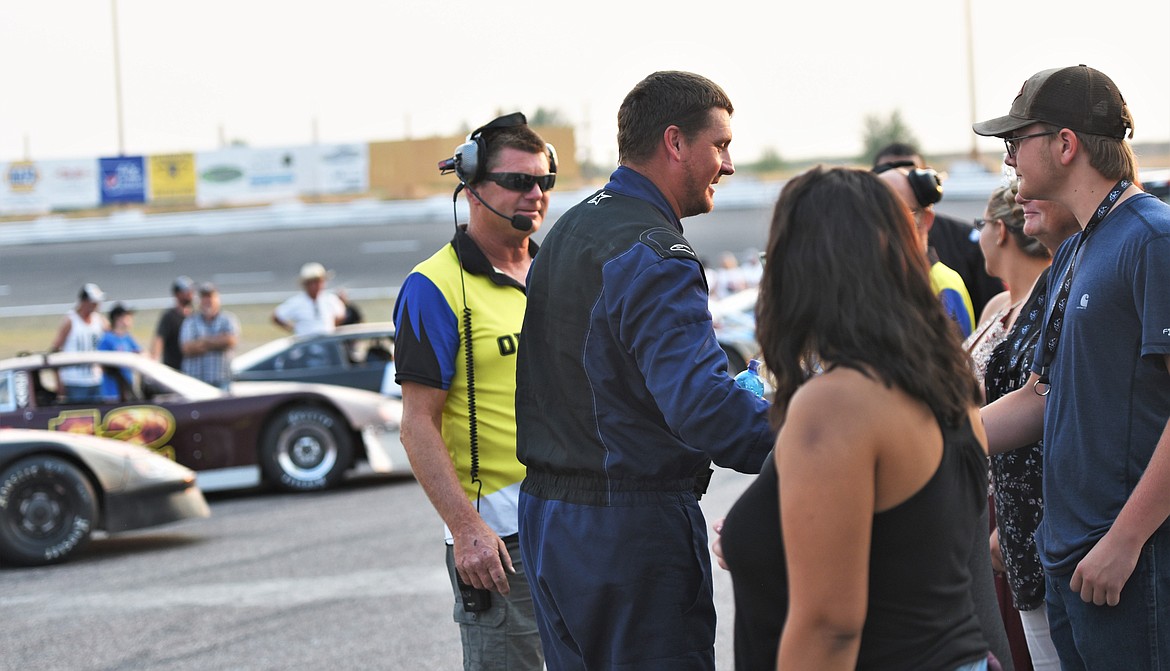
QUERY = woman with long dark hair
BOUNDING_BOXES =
[720,166,991,670]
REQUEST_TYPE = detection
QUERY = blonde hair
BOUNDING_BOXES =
[986,180,1048,259]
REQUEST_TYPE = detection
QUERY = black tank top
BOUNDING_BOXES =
[721,416,989,670]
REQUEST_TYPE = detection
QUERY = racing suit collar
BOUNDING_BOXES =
[450,225,537,290]
[604,166,684,233]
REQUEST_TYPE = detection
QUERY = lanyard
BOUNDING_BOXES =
[1033,179,1132,395]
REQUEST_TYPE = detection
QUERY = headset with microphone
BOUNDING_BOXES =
[438,112,557,232]
[873,159,944,207]
[455,182,536,232]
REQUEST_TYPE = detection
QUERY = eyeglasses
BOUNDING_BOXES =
[483,172,556,192]
[974,218,987,231]
[1003,130,1058,158]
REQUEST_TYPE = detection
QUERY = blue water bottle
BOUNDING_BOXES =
[734,359,765,398]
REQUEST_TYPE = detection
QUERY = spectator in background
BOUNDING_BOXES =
[336,288,363,326]
[878,166,977,337]
[963,180,1050,393]
[272,262,346,336]
[739,247,763,289]
[49,283,109,403]
[98,303,142,401]
[181,283,239,390]
[151,275,194,370]
[874,143,1005,316]
[710,250,747,299]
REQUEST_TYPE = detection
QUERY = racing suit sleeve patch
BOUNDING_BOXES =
[639,228,698,261]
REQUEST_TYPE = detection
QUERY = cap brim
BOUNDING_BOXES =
[972,114,1035,137]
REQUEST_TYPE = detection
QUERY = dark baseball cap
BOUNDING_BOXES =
[973,65,1133,139]
[198,282,218,295]
[109,302,135,323]
[172,275,194,293]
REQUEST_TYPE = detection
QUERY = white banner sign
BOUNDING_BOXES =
[194,143,369,207]
[0,159,100,215]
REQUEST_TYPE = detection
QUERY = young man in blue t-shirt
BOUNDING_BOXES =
[976,65,1170,669]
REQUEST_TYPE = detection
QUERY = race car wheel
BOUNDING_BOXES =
[260,405,353,492]
[0,455,98,567]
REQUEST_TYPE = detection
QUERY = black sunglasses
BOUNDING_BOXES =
[483,172,556,192]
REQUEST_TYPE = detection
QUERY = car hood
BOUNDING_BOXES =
[0,428,200,494]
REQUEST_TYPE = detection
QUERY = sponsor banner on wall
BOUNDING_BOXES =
[99,156,148,204]
[301,144,369,195]
[1,161,48,214]
[44,159,101,210]
[148,153,197,203]
[0,159,101,215]
[195,147,301,207]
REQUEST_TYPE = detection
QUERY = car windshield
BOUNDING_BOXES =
[132,359,225,401]
[231,335,299,372]
[232,324,396,373]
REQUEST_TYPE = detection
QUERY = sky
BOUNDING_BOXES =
[2,0,1168,168]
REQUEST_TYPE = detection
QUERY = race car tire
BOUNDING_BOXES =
[260,405,353,492]
[0,455,98,566]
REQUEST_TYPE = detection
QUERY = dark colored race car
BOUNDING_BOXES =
[0,428,210,566]
[232,322,400,398]
[0,351,407,494]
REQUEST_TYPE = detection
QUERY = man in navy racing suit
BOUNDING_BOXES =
[515,70,774,670]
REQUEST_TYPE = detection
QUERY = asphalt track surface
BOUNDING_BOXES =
[1,467,757,671]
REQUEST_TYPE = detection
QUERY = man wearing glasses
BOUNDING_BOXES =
[514,71,774,669]
[392,113,551,670]
[975,65,1170,669]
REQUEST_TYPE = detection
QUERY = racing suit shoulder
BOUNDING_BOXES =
[638,227,699,262]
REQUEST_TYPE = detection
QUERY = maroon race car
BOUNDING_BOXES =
[0,351,407,493]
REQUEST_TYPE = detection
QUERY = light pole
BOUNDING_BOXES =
[964,0,979,162]
[111,0,126,156]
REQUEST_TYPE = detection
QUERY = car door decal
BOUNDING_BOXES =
[47,406,178,461]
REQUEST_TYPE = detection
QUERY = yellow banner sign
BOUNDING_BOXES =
[149,153,196,203]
